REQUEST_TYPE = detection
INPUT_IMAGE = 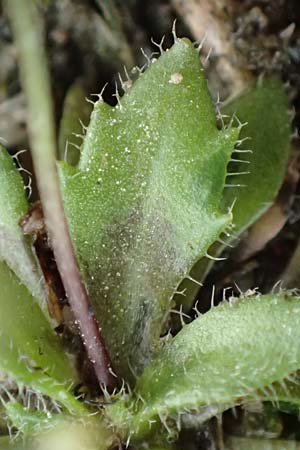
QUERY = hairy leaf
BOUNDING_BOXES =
[0,146,44,302]
[59,38,238,381]
[5,402,112,450]
[108,293,300,441]
[5,402,61,436]
[222,77,290,233]
[175,78,291,310]
[0,261,83,413]
[58,83,93,165]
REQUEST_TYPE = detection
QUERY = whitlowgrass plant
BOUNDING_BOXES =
[0,2,297,449]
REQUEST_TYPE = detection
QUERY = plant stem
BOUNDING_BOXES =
[6,0,115,390]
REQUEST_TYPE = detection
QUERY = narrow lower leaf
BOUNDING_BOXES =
[59,38,238,381]
[0,402,115,450]
[5,402,62,436]
[0,146,44,302]
[58,83,93,165]
[108,293,300,441]
[0,261,83,413]
[5,403,113,450]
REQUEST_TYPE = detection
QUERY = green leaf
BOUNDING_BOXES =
[5,402,61,436]
[0,260,84,414]
[7,402,113,450]
[175,78,291,311]
[221,77,290,233]
[0,146,44,302]
[58,83,93,165]
[107,293,300,441]
[5,402,113,450]
[59,38,239,381]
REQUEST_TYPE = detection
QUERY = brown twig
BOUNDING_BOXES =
[171,0,251,97]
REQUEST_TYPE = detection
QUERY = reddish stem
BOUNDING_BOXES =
[6,0,116,390]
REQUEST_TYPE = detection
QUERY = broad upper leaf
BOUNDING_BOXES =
[59,38,238,381]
